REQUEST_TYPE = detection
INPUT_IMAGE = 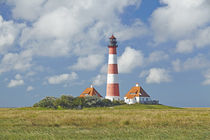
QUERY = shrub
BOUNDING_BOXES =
[54,95,74,109]
[33,95,125,109]
[33,96,57,108]
[112,100,126,106]
[73,97,85,109]
[101,99,112,107]
[83,96,104,107]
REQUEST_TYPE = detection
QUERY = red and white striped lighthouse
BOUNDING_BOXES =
[105,35,120,101]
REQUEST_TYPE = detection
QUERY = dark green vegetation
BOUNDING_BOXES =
[0,105,210,140]
[33,95,125,109]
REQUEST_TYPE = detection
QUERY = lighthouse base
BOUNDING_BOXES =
[105,96,120,101]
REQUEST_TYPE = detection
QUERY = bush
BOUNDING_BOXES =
[112,100,126,106]
[84,96,103,107]
[54,95,74,109]
[73,97,85,108]
[33,96,57,109]
[101,99,112,107]
[33,95,125,109]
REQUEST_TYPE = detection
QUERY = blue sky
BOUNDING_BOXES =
[0,0,210,107]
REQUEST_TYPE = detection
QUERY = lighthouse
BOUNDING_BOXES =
[105,35,120,101]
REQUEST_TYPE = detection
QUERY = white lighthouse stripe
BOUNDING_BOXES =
[107,74,119,84]
[108,54,117,64]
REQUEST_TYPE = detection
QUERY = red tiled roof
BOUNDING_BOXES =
[79,87,102,97]
[124,86,150,99]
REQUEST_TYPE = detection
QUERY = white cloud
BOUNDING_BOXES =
[6,0,45,21]
[202,69,210,85]
[48,72,78,85]
[92,74,106,86]
[0,50,33,74]
[0,15,24,54]
[147,51,169,63]
[118,47,144,73]
[151,0,210,43]
[176,27,210,53]
[70,54,104,71]
[172,59,181,72]
[8,74,24,88]
[6,0,142,22]
[100,64,108,74]
[116,19,147,41]
[1,0,147,76]
[8,79,24,87]
[176,40,194,53]
[172,54,210,72]
[91,64,107,86]
[139,70,149,78]
[142,68,171,84]
[16,0,145,58]
[26,86,34,92]
[25,71,36,77]
[183,55,210,70]
[15,74,22,80]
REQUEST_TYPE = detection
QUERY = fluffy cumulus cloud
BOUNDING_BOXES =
[92,74,106,86]
[147,51,168,63]
[140,68,171,84]
[0,0,153,92]
[14,0,146,58]
[0,0,146,73]
[176,27,210,53]
[172,54,210,72]
[0,50,33,74]
[70,54,105,71]
[151,0,210,43]
[176,40,194,53]
[0,15,25,54]
[118,47,144,73]
[48,72,78,85]
[91,64,107,86]
[6,0,45,21]
[8,74,24,87]
[26,86,34,92]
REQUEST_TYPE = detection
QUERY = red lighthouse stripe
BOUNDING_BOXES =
[106,83,119,96]
[108,47,117,54]
[108,64,118,74]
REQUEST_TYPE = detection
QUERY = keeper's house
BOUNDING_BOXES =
[124,83,159,104]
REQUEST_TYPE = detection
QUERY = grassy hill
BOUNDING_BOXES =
[0,104,209,140]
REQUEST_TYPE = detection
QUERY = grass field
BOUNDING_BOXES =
[0,104,209,140]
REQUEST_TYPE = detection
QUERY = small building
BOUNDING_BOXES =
[124,83,158,104]
[79,85,102,98]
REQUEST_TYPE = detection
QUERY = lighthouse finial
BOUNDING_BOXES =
[109,34,117,47]
[109,34,116,39]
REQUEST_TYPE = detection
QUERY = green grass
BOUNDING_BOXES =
[0,104,209,140]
